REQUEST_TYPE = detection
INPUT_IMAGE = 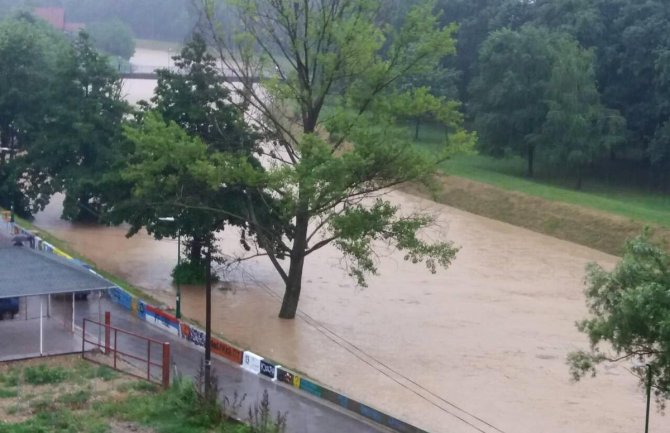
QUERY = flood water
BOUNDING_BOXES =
[32,48,666,433]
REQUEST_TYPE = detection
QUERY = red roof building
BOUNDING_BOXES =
[33,7,65,30]
[33,7,85,34]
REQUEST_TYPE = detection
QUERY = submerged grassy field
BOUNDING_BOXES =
[0,356,262,433]
[411,122,670,229]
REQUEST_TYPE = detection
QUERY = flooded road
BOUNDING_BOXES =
[30,48,666,433]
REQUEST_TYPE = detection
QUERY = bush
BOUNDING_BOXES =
[23,365,68,385]
[171,260,217,285]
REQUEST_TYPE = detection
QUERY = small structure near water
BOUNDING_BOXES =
[0,226,113,360]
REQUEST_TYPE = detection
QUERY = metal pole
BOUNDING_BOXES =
[104,311,111,354]
[71,293,75,332]
[162,342,171,389]
[204,246,212,398]
[39,297,43,355]
[645,364,652,433]
[176,231,181,319]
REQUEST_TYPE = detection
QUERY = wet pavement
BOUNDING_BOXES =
[74,296,390,433]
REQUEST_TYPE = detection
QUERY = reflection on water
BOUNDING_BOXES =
[29,48,665,433]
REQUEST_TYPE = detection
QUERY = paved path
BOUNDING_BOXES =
[74,296,391,433]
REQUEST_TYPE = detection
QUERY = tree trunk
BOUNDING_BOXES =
[526,144,535,178]
[189,237,203,263]
[278,207,309,319]
[414,118,421,141]
[575,166,583,190]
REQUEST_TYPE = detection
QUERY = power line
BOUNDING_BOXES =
[235,268,508,433]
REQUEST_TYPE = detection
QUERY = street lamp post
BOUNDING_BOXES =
[204,245,212,398]
[159,217,181,319]
[1,147,15,228]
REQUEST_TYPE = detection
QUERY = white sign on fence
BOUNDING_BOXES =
[242,351,263,374]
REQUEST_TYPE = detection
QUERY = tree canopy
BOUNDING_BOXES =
[569,231,670,403]
[0,13,67,216]
[87,18,136,60]
[0,13,129,221]
[109,34,268,269]
[171,0,472,319]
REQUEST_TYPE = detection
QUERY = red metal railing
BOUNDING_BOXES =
[82,312,170,388]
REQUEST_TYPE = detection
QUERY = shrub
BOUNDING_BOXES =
[24,366,68,385]
[171,260,218,285]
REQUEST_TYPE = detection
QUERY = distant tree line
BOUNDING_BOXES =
[387,0,670,190]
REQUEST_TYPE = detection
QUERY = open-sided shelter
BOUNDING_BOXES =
[0,230,114,357]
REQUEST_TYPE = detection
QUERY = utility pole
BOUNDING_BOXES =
[645,364,652,433]
[204,245,212,398]
[176,230,181,318]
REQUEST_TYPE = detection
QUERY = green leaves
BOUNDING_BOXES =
[199,0,466,317]
[570,231,670,402]
[471,25,624,183]
[87,19,136,60]
[330,199,458,286]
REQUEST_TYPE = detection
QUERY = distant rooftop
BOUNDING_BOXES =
[33,7,85,33]
[33,7,65,30]
[0,229,113,299]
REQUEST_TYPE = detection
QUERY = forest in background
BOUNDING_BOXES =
[2,0,669,191]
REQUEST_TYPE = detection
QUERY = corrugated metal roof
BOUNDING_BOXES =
[0,234,113,298]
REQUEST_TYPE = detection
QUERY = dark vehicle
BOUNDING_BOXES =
[0,297,19,319]
[75,291,89,300]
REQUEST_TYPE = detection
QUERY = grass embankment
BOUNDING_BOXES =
[0,356,259,433]
[409,123,670,255]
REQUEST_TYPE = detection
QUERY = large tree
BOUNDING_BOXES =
[540,36,625,189]
[21,31,129,221]
[569,231,670,403]
[191,0,471,319]
[0,13,66,216]
[470,25,623,181]
[469,25,556,177]
[111,34,266,266]
[87,18,136,60]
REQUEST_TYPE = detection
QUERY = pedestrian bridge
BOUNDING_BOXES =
[121,64,260,83]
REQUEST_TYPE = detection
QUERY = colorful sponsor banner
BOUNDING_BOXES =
[109,287,133,311]
[292,374,301,389]
[143,304,180,335]
[259,360,280,380]
[360,404,384,424]
[180,322,206,347]
[276,367,295,385]
[242,351,263,374]
[211,337,244,364]
[298,377,322,398]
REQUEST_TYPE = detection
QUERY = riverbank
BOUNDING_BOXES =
[404,175,670,257]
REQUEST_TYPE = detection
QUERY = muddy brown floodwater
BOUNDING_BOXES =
[30,48,666,433]
[33,191,665,433]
